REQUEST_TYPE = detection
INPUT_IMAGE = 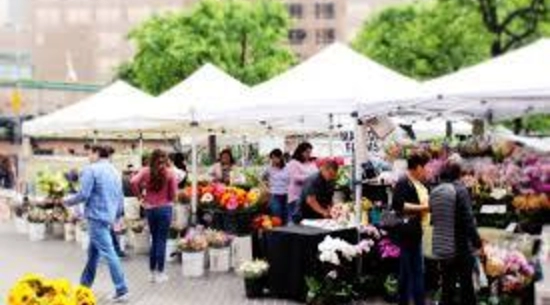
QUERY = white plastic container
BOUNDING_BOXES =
[28,222,46,242]
[124,198,141,220]
[14,217,28,234]
[51,222,65,239]
[166,239,179,263]
[80,231,90,251]
[174,204,191,229]
[209,247,231,273]
[131,232,150,255]
[64,223,75,242]
[181,251,206,277]
[231,235,252,269]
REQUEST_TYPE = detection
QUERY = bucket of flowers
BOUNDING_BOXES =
[237,259,270,299]
[13,204,29,234]
[27,207,47,242]
[178,228,209,277]
[49,205,69,239]
[129,220,149,255]
[205,229,233,273]
[6,273,96,305]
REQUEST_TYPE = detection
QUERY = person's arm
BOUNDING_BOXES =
[130,169,146,201]
[457,185,482,250]
[305,195,331,218]
[168,172,178,203]
[64,168,94,207]
[289,162,310,184]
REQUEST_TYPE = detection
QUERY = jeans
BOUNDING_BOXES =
[81,219,128,295]
[440,255,477,305]
[398,242,425,305]
[269,194,288,224]
[146,205,173,273]
[287,201,301,225]
[110,228,124,257]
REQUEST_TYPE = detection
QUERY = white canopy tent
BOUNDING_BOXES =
[22,81,156,138]
[418,39,550,119]
[213,42,422,132]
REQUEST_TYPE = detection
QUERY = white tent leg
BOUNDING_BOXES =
[353,114,363,225]
[329,114,335,157]
[190,130,198,224]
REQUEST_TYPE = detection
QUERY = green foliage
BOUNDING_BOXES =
[120,0,296,95]
[503,114,550,134]
[353,0,492,80]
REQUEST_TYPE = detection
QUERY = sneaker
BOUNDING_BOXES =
[112,291,130,303]
[149,272,156,283]
[155,273,169,283]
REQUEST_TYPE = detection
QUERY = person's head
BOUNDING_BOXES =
[106,146,115,158]
[149,149,169,192]
[170,152,187,171]
[219,149,235,166]
[320,160,339,182]
[407,151,431,182]
[439,161,463,183]
[292,142,313,163]
[89,145,110,162]
[269,149,285,168]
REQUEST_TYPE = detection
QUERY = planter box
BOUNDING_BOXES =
[166,239,179,263]
[14,217,28,234]
[209,247,231,273]
[64,223,75,242]
[181,251,206,277]
[28,223,46,242]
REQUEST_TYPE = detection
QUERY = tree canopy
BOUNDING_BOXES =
[119,0,296,95]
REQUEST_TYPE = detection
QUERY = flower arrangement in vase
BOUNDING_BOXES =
[179,228,209,277]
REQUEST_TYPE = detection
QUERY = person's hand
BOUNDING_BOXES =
[322,209,331,219]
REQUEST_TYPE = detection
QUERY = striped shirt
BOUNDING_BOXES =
[430,183,457,259]
[262,166,290,195]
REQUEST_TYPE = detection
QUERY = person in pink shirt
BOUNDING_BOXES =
[287,142,318,224]
[131,149,178,283]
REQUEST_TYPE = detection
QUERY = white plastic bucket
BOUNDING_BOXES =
[28,223,46,242]
[64,223,75,242]
[166,239,178,263]
[15,217,28,234]
[181,251,205,277]
[51,222,65,239]
[209,247,231,273]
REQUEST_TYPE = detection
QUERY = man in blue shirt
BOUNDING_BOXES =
[64,145,129,302]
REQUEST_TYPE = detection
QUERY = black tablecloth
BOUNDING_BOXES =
[264,225,358,301]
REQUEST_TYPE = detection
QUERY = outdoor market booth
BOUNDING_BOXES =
[6,39,549,304]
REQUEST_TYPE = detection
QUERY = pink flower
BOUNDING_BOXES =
[226,197,238,210]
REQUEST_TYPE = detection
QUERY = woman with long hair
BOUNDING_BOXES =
[262,149,290,223]
[131,149,178,283]
[287,142,317,224]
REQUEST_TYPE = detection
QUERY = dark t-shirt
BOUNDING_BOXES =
[392,176,423,247]
[299,173,335,220]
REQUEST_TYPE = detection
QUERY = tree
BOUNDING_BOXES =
[353,1,492,80]
[470,0,548,55]
[120,0,296,95]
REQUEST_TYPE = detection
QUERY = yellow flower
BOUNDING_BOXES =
[75,286,96,305]
[51,279,72,296]
[7,282,36,305]
[49,294,72,305]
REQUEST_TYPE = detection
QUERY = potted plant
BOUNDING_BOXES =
[166,225,181,263]
[237,259,269,299]
[178,229,208,277]
[27,208,47,242]
[205,229,233,272]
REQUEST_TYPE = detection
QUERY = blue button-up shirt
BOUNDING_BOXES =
[66,159,124,225]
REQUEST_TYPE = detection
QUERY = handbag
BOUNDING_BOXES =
[379,188,403,229]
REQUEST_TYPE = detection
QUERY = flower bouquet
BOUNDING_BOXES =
[179,228,209,277]
[237,259,269,298]
[329,202,353,226]
[36,171,70,203]
[6,273,96,305]
[205,229,233,272]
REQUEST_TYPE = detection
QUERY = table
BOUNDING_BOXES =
[264,225,358,301]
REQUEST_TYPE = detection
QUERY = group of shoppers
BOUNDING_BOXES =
[62,145,187,302]
[393,151,481,305]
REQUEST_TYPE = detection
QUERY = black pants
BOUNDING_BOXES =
[440,255,477,305]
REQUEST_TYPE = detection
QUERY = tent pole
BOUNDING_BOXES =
[138,132,144,162]
[93,131,98,144]
[190,123,199,225]
[329,113,335,157]
[352,112,363,226]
